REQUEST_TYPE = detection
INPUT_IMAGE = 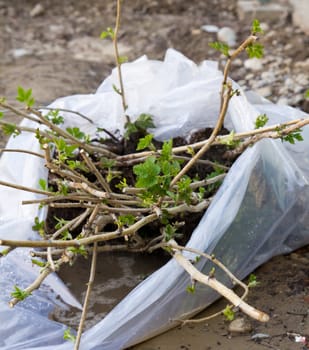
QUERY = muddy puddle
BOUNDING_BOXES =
[50,251,169,331]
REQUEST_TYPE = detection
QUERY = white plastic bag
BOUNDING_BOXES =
[0,49,308,349]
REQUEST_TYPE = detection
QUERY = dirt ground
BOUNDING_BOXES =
[0,0,308,349]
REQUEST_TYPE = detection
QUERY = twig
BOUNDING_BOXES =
[0,180,53,196]
[9,266,53,307]
[113,0,129,122]
[169,241,269,322]
[37,106,94,124]
[80,149,111,193]
[74,242,98,350]
[0,148,44,158]
[0,213,158,248]
[169,82,233,188]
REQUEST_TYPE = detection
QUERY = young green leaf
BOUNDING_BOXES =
[133,157,160,188]
[248,273,260,288]
[186,284,196,294]
[136,134,154,151]
[45,109,64,125]
[2,123,20,137]
[255,114,269,129]
[251,19,264,34]
[67,245,87,257]
[32,217,45,237]
[209,41,230,57]
[305,89,309,99]
[100,27,115,40]
[16,86,35,107]
[66,127,88,141]
[281,129,303,144]
[223,305,235,321]
[246,43,264,58]
[11,285,31,301]
[63,328,76,342]
[31,259,46,268]
[118,55,128,64]
[116,214,136,228]
[135,113,155,130]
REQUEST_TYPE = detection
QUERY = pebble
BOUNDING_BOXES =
[228,317,253,334]
[30,3,45,17]
[10,48,33,58]
[217,27,237,47]
[201,24,219,33]
[255,86,272,98]
[277,97,289,105]
[244,58,263,71]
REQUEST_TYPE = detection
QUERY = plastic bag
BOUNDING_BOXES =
[0,49,308,349]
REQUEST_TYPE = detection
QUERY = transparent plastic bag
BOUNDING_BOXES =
[0,49,308,349]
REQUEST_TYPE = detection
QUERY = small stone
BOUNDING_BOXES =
[251,333,270,341]
[228,317,252,334]
[191,28,202,35]
[201,24,219,33]
[255,86,272,98]
[244,58,263,71]
[30,3,44,17]
[217,27,237,47]
[10,48,33,58]
[277,97,289,105]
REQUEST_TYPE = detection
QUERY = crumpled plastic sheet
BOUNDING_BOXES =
[0,49,308,349]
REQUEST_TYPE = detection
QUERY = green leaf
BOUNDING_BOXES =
[281,129,303,144]
[248,273,260,288]
[116,214,136,228]
[209,41,230,57]
[32,217,45,237]
[115,177,128,191]
[305,89,309,99]
[186,284,196,294]
[100,27,115,40]
[164,224,178,241]
[16,86,35,107]
[67,245,87,257]
[136,134,154,151]
[118,55,128,64]
[133,157,160,188]
[220,130,240,148]
[160,139,173,161]
[246,43,264,58]
[54,216,69,230]
[66,127,87,140]
[38,178,47,191]
[63,328,76,342]
[223,305,235,321]
[11,285,31,301]
[2,123,20,137]
[251,19,264,34]
[135,113,155,130]
[0,111,3,119]
[112,84,122,95]
[45,109,64,125]
[255,114,269,129]
[31,259,46,268]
